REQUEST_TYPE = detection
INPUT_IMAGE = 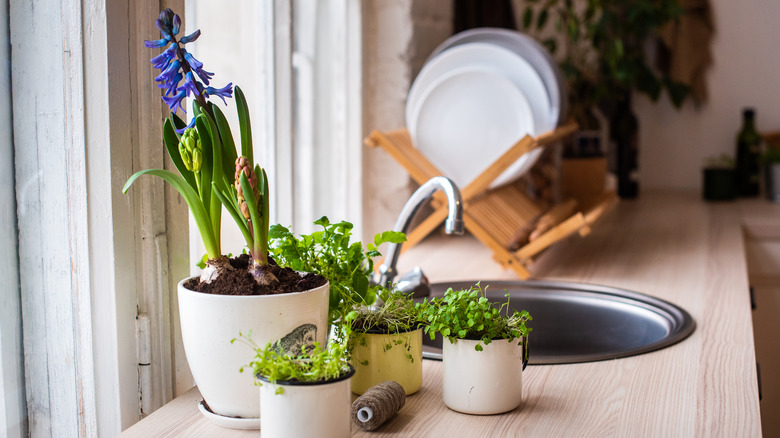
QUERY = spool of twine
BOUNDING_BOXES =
[351,380,406,431]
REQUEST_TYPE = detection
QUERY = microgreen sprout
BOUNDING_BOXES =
[346,286,427,363]
[422,283,532,351]
[238,335,353,395]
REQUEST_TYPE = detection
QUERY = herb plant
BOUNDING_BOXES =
[347,286,427,364]
[269,217,406,322]
[349,286,425,334]
[243,339,352,395]
[422,283,532,351]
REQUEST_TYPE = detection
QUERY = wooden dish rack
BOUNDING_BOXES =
[364,121,617,279]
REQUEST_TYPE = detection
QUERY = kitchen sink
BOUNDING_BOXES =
[421,280,695,365]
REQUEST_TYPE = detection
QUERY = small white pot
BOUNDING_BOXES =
[258,367,355,438]
[442,337,527,415]
[177,277,329,420]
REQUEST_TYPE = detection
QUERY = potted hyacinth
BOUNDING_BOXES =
[123,9,329,424]
[422,284,531,415]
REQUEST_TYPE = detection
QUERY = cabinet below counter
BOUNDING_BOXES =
[122,191,770,437]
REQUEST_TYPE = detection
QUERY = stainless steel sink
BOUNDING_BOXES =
[421,280,695,365]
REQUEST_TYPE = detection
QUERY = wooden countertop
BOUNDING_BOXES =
[122,191,772,437]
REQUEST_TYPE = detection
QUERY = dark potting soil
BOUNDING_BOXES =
[183,254,327,296]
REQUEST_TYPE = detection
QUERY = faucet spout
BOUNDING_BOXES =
[378,176,464,287]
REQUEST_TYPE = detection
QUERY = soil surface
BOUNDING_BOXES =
[183,254,327,296]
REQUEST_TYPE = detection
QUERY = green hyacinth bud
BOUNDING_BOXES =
[179,143,193,171]
[179,128,202,172]
[192,148,202,171]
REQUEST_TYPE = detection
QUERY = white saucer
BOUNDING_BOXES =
[198,399,261,430]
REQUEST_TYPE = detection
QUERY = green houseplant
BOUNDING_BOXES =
[422,284,531,414]
[347,286,426,395]
[521,0,689,197]
[269,217,405,327]
[123,9,330,424]
[247,340,355,438]
[269,219,425,395]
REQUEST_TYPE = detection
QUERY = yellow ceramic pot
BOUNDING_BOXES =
[350,328,423,395]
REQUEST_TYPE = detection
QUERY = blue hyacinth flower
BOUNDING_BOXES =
[144,8,232,115]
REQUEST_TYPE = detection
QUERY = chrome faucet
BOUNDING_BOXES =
[377,176,465,289]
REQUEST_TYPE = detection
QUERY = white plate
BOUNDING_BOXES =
[427,27,567,128]
[411,69,534,189]
[407,42,550,187]
[198,399,260,430]
[408,66,479,145]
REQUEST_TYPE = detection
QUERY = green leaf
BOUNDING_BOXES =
[240,171,265,262]
[314,216,331,227]
[537,9,548,30]
[374,231,406,247]
[211,103,239,180]
[352,273,369,300]
[124,169,219,259]
[235,86,253,164]
[522,7,534,29]
[196,253,208,270]
[258,166,270,250]
[212,182,253,245]
[665,79,689,108]
[195,115,217,230]
[269,224,291,239]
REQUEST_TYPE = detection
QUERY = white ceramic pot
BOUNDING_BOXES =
[177,277,329,421]
[258,367,355,438]
[350,328,423,395]
[442,337,527,415]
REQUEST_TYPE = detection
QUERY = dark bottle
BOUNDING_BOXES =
[736,108,761,197]
[611,97,639,198]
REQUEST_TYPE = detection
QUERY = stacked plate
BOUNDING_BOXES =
[406,28,567,189]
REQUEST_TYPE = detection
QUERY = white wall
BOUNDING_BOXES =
[362,0,453,242]
[637,0,780,191]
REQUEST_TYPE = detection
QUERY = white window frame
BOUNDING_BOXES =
[5,0,363,435]
[9,0,188,435]
[0,0,24,436]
